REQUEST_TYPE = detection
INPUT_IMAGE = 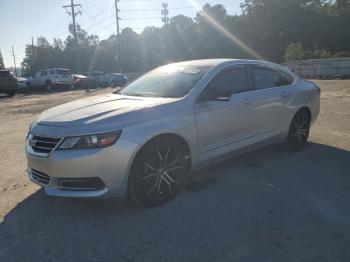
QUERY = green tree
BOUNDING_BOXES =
[284,43,305,62]
[0,50,4,69]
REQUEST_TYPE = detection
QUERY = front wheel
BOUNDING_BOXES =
[128,137,190,207]
[286,109,311,151]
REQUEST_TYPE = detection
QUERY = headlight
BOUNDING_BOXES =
[58,131,121,150]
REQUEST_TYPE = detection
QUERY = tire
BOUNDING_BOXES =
[128,136,190,207]
[6,91,16,97]
[286,109,311,151]
[45,81,53,91]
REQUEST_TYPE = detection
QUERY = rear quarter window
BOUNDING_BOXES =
[277,70,294,86]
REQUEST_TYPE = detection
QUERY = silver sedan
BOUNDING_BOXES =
[25,59,320,206]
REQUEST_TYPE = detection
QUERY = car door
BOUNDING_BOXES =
[39,70,48,86]
[195,65,259,161]
[248,65,295,139]
[30,72,41,86]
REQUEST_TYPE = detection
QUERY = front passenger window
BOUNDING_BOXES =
[200,67,250,101]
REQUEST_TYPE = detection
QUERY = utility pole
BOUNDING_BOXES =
[11,46,17,76]
[31,36,35,74]
[161,3,169,25]
[31,36,35,60]
[114,0,122,73]
[63,0,82,73]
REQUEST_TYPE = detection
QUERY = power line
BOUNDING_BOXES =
[121,6,195,12]
[78,3,114,28]
[121,17,162,20]
[80,12,115,31]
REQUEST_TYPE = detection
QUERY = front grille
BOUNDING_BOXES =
[30,135,61,154]
[31,169,50,185]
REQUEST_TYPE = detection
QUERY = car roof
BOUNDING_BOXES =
[72,74,87,78]
[46,68,70,71]
[162,59,278,68]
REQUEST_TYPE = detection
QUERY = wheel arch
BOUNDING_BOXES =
[133,133,192,168]
[296,106,312,120]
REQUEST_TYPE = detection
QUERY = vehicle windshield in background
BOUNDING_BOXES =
[91,72,104,76]
[120,65,212,98]
[0,71,14,78]
[57,69,71,76]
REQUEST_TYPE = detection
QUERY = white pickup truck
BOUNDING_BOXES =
[27,68,73,91]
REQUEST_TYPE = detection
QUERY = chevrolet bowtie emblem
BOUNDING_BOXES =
[29,138,37,147]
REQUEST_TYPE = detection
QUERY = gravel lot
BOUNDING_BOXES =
[0,81,349,262]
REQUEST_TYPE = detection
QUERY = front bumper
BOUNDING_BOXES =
[26,138,140,198]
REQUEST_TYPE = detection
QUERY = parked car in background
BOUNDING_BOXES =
[83,71,108,88]
[17,77,28,91]
[0,70,18,97]
[25,59,320,206]
[27,68,73,91]
[107,73,128,88]
[73,74,94,89]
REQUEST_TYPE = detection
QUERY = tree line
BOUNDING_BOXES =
[21,0,350,76]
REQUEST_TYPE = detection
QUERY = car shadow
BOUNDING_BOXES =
[0,94,14,100]
[1,142,350,261]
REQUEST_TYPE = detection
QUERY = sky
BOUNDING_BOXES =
[0,0,243,68]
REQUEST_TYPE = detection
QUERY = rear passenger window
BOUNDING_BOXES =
[49,70,56,75]
[252,66,294,90]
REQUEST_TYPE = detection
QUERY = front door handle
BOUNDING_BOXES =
[243,99,251,105]
[281,92,289,98]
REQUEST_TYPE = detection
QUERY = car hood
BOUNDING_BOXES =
[36,93,177,129]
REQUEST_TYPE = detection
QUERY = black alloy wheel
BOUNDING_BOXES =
[128,136,190,207]
[286,109,311,151]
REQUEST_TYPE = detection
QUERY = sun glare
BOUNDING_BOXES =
[186,0,264,60]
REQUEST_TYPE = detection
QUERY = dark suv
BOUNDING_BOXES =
[0,70,17,97]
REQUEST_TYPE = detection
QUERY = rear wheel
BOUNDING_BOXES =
[286,109,311,151]
[45,81,53,91]
[128,136,190,207]
[6,91,16,97]
[110,82,117,88]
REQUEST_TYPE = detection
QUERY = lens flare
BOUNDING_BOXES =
[186,0,263,60]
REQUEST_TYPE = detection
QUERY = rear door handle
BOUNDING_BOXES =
[243,99,251,105]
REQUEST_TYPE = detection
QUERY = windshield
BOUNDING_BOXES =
[119,64,212,98]
[57,69,71,75]
[91,72,104,76]
[0,71,13,78]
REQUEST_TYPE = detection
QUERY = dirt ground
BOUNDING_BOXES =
[0,81,349,261]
